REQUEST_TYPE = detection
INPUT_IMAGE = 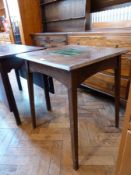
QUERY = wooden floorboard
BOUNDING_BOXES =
[0,71,125,175]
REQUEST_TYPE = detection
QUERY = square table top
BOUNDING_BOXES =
[0,44,43,59]
[16,45,128,71]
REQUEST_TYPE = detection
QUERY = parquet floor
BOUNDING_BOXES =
[0,71,125,175]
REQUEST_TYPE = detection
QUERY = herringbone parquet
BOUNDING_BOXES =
[0,71,125,175]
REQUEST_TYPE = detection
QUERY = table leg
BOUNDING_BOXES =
[115,56,121,128]
[48,76,55,94]
[15,69,23,91]
[26,68,36,129]
[43,74,51,111]
[0,73,11,111]
[68,87,79,170]
[0,64,21,125]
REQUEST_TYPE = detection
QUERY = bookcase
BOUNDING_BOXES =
[40,0,91,32]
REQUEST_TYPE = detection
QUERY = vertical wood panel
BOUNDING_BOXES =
[116,83,131,174]
[117,131,131,175]
[17,0,42,45]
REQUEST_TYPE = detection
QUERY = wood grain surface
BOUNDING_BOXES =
[16,45,127,71]
[0,44,43,59]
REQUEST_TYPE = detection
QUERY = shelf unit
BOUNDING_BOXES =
[40,0,91,32]
[40,0,61,5]
[0,0,12,43]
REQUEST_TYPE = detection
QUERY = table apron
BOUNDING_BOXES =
[28,56,118,88]
[28,61,71,87]
[75,56,118,86]
[0,57,24,73]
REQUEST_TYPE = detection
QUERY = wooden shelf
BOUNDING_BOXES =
[41,0,89,32]
[40,0,61,6]
[46,16,85,23]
